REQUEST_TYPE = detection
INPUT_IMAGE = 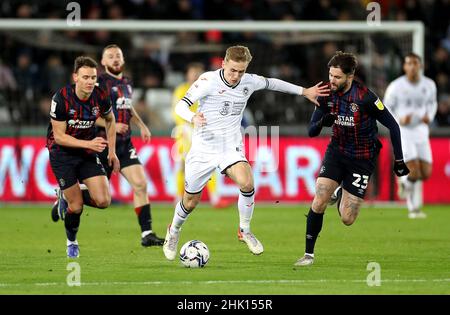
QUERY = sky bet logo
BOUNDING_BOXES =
[68,119,94,129]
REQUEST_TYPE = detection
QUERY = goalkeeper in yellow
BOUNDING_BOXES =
[172,62,229,208]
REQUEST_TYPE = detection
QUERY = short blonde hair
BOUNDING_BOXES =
[224,45,253,63]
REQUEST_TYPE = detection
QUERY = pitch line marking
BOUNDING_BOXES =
[0,278,449,287]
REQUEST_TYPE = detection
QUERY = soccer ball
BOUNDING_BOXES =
[179,240,210,268]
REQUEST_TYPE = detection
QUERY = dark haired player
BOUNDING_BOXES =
[294,51,410,267]
[47,56,119,258]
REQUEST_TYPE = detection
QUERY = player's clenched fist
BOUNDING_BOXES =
[89,137,108,152]
[192,112,207,127]
[393,159,410,177]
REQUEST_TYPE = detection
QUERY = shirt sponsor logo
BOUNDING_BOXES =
[116,97,132,109]
[68,119,95,129]
[336,115,355,127]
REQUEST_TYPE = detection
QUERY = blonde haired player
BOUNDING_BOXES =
[384,53,437,219]
[172,62,227,208]
[163,45,329,260]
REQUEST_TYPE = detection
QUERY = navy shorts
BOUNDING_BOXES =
[98,139,141,179]
[49,150,106,190]
[318,144,378,199]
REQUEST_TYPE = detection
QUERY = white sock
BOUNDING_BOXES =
[406,181,416,212]
[412,180,423,211]
[238,189,255,233]
[67,239,78,246]
[401,176,414,192]
[170,201,191,234]
[141,230,153,238]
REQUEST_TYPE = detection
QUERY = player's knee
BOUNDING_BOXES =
[94,195,111,209]
[421,170,432,180]
[312,198,327,213]
[239,182,254,193]
[408,169,421,181]
[183,198,198,211]
[133,179,147,195]
[68,203,83,213]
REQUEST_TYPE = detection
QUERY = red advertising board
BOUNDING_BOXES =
[0,137,448,203]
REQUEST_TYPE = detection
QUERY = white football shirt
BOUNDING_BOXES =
[383,75,437,141]
[181,68,302,153]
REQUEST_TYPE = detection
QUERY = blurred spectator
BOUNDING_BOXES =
[139,0,169,19]
[0,58,18,123]
[435,95,450,126]
[13,52,39,123]
[167,0,195,20]
[0,0,448,129]
[40,55,68,95]
[36,96,52,125]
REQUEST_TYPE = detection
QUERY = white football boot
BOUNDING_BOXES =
[163,225,180,261]
[238,229,264,255]
[294,254,314,267]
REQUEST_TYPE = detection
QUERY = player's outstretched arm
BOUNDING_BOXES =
[302,81,330,106]
[376,108,410,177]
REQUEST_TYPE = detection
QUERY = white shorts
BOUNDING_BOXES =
[402,138,433,163]
[184,148,247,194]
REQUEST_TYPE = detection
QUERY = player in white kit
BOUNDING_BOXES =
[162,45,330,260]
[384,53,437,219]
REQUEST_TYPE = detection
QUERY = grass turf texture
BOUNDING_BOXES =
[0,204,448,294]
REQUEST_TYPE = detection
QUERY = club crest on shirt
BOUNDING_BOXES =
[92,107,99,116]
[243,87,249,96]
[350,103,359,113]
[219,101,231,115]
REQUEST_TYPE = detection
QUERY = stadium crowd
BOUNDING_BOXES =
[0,0,448,130]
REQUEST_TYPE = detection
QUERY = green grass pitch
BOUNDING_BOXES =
[0,203,449,294]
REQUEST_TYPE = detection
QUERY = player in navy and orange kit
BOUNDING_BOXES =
[294,51,410,267]
[47,56,119,258]
[95,44,164,246]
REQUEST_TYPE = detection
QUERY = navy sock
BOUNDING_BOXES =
[305,208,324,255]
[65,209,82,242]
[135,204,152,232]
